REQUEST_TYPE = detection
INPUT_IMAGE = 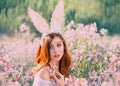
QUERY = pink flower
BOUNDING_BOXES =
[100,28,108,36]
[101,80,113,86]
[19,23,29,32]
[89,71,98,80]
[79,78,88,86]
[0,72,8,80]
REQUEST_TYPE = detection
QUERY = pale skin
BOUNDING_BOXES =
[39,36,65,86]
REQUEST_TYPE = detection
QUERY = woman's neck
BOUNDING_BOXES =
[49,61,59,70]
[49,61,59,66]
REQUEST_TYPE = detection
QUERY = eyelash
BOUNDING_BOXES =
[49,44,62,49]
[49,45,53,49]
[57,44,61,47]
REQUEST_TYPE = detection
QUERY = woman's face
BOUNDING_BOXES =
[49,36,64,62]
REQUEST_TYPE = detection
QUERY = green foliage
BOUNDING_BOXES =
[69,38,109,78]
[0,0,120,35]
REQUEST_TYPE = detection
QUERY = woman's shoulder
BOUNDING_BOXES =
[37,66,50,81]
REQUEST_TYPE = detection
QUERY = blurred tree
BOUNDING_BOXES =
[0,0,120,35]
[99,0,120,35]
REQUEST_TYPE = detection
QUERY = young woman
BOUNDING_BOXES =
[33,32,71,86]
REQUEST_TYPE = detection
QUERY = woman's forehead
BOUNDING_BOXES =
[50,37,63,45]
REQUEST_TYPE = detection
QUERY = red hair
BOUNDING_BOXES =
[33,32,71,76]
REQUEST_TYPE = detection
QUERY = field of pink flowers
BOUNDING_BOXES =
[0,21,120,86]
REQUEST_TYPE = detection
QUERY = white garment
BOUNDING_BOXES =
[33,71,57,86]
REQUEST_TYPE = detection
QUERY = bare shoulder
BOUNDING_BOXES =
[38,66,50,80]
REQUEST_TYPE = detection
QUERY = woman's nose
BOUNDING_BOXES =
[54,47,58,53]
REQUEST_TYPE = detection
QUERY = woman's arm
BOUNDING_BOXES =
[33,74,41,86]
[32,66,50,86]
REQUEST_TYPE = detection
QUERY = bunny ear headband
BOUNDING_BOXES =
[28,0,64,45]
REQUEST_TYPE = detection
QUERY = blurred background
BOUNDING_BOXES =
[0,0,120,39]
[0,0,120,85]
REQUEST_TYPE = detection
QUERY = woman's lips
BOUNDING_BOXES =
[54,54,60,58]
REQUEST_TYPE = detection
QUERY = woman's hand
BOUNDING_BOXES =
[53,71,65,86]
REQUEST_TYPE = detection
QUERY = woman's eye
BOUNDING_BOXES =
[49,45,53,49]
[57,44,62,47]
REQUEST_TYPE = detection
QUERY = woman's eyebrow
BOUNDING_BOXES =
[57,41,62,43]
[57,41,61,43]
[49,44,53,46]
[50,40,62,46]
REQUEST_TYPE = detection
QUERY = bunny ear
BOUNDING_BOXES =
[50,0,64,32]
[28,8,49,33]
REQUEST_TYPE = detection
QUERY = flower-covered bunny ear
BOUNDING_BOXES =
[28,0,65,45]
[50,0,64,33]
[28,8,49,33]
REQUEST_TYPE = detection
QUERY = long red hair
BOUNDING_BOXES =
[33,32,71,76]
